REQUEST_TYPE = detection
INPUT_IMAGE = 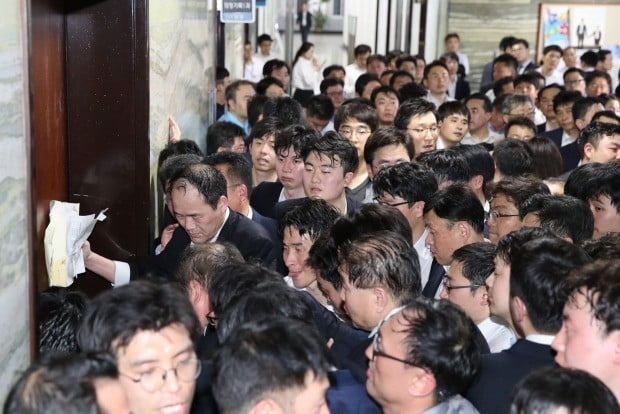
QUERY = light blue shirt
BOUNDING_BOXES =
[218,111,250,136]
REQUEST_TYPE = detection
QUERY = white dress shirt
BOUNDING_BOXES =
[478,317,517,353]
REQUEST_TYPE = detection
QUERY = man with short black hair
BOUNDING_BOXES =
[366,54,388,77]
[586,70,612,97]
[423,60,455,107]
[370,85,399,128]
[255,76,284,98]
[320,77,345,110]
[363,126,414,180]
[345,44,372,98]
[366,299,481,413]
[537,83,564,132]
[504,116,537,141]
[536,45,564,86]
[262,59,291,90]
[205,121,245,155]
[578,122,620,165]
[462,93,501,145]
[510,38,538,74]
[543,90,583,171]
[394,98,439,158]
[436,101,469,149]
[492,139,535,181]
[467,237,591,413]
[563,67,586,96]
[305,94,335,134]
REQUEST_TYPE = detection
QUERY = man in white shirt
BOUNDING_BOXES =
[462,93,502,145]
[536,45,565,86]
[445,32,470,75]
[423,61,455,108]
[344,44,371,98]
[372,162,438,289]
[246,34,278,83]
[510,38,538,74]
[440,243,514,352]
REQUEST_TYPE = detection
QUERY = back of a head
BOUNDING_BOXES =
[262,96,305,126]
[372,162,438,207]
[338,230,421,303]
[579,232,620,260]
[493,138,535,178]
[490,176,551,213]
[213,318,332,414]
[331,203,414,247]
[526,137,564,179]
[279,198,340,240]
[170,162,227,209]
[175,241,244,293]
[208,262,285,318]
[305,94,335,121]
[423,183,485,235]
[400,298,480,402]
[4,352,117,414]
[452,144,495,193]
[158,153,203,190]
[510,237,591,334]
[510,366,620,414]
[77,280,200,354]
[564,162,603,201]
[206,121,246,155]
[495,227,555,266]
[157,139,203,170]
[216,282,315,343]
[520,194,594,242]
[417,149,471,185]
[38,288,88,356]
[398,83,427,103]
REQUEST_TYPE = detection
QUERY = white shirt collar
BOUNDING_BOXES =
[368,305,406,338]
[209,208,230,243]
[525,334,555,345]
[246,207,253,220]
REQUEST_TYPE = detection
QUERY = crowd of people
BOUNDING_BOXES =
[6,31,620,414]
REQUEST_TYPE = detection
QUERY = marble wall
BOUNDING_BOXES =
[148,0,217,234]
[0,0,31,405]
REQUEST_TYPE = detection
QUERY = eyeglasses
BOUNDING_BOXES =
[121,358,202,393]
[374,197,410,207]
[506,135,534,141]
[565,78,584,86]
[338,127,371,138]
[371,328,416,366]
[207,313,219,327]
[442,278,483,292]
[487,210,520,221]
[327,90,344,97]
[407,126,438,135]
[508,109,535,118]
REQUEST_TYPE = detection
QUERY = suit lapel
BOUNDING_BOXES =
[422,259,446,298]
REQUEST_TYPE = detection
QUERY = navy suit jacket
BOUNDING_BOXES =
[327,370,382,414]
[466,339,555,414]
[130,210,278,280]
[542,128,581,172]
[250,181,283,219]
[454,75,471,101]
[251,207,286,274]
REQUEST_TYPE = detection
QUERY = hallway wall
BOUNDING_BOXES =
[0,0,32,404]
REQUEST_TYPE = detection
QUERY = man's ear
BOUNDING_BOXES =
[366,163,375,180]
[469,175,484,192]
[502,114,510,125]
[510,295,527,325]
[408,368,436,398]
[373,287,390,314]
[188,279,203,303]
[238,184,249,200]
[575,119,585,131]
[423,79,428,89]
[218,195,229,212]
[343,171,354,187]
[412,200,425,219]
[249,399,282,414]
[456,221,472,242]
[583,142,595,161]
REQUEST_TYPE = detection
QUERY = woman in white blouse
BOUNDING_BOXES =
[292,42,321,105]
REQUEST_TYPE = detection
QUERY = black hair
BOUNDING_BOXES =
[353,44,372,57]
[158,154,203,191]
[537,83,564,102]
[204,150,253,194]
[262,96,305,126]
[175,242,244,294]
[274,124,320,157]
[542,44,563,56]
[247,116,283,145]
[399,299,480,402]
[512,38,529,49]
[367,54,388,66]
[463,93,492,113]
[510,366,620,414]
[440,52,459,64]
[394,98,437,130]
[216,66,230,82]
[510,237,591,333]
[319,77,344,94]
[338,230,421,302]
[206,121,246,155]
[572,96,603,122]
[280,198,340,240]
[452,243,496,286]
[370,85,399,105]
[493,138,535,178]
[585,70,612,90]
[591,110,620,124]
[305,94,335,121]
[423,60,449,80]
[208,262,285,319]
[389,70,415,89]
[396,55,417,69]
[504,116,537,139]
[262,59,290,77]
[417,149,471,185]
[452,144,495,194]
[300,131,359,174]
[257,33,272,44]
[363,126,414,165]
[578,121,620,159]
[334,101,378,131]
[423,183,485,234]
[213,318,331,414]
[444,32,460,42]
[490,176,550,212]
[322,64,346,79]
[437,100,470,122]
[354,73,380,97]
[38,288,88,355]
[564,162,603,201]
[495,227,555,265]
[307,231,341,289]
[553,90,583,113]
[77,280,200,354]
[499,36,518,51]
[579,232,620,261]
[526,137,564,180]
[514,73,540,90]
[519,194,594,242]
[563,67,585,82]
[247,95,270,128]
[4,352,118,414]
[170,162,227,209]
[331,203,414,248]
[493,54,518,72]
[493,77,515,98]
[587,160,620,212]
[255,76,284,96]
[398,82,428,102]
[157,139,203,170]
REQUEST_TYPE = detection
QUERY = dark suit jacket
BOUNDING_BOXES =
[466,339,555,414]
[296,11,312,28]
[327,370,382,414]
[250,181,284,219]
[520,61,539,73]
[252,207,286,274]
[542,128,581,172]
[454,75,471,101]
[537,123,546,134]
[130,210,278,280]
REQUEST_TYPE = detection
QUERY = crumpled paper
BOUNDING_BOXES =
[44,201,107,287]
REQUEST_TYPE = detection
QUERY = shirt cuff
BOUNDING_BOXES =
[154,244,163,255]
[113,261,131,287]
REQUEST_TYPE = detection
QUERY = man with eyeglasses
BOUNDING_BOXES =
[440,243,515,353]
[501,94,537,126]
[467,236,591,414]
[77,280,202,414]
[563,68,586,96]
[423,60,455,108]
[334,102,378,202]
[487,176,550,243]
[365,298,480,414]
[394,98,439,158]
[373,162,438,291]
